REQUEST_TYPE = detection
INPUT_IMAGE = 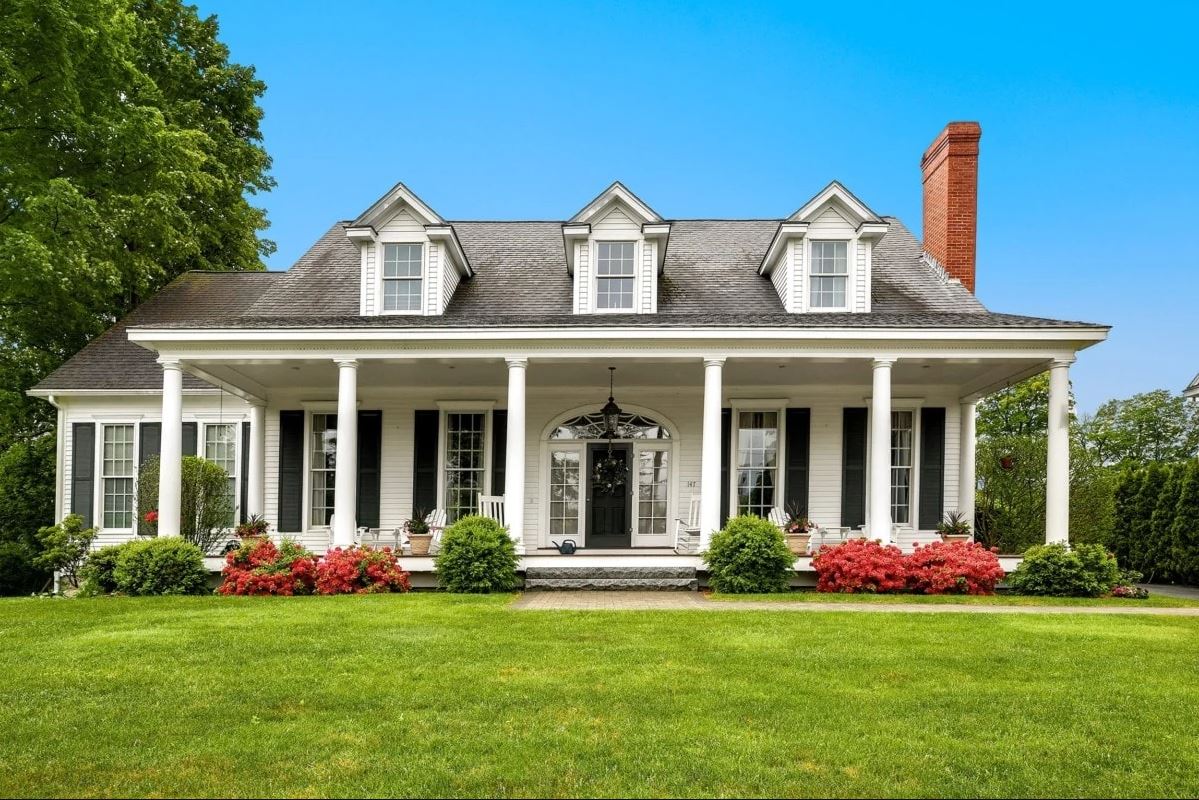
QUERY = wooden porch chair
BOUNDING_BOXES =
[478,495,506,527]
[674,495,702,554]
[425,508,448,555]
[767,507,788,529]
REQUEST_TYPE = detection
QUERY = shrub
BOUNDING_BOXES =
[905,541,1005,595]
[1006,542,1120,597]
[435,515,518,593]
[79,545,125,596]
[137,455,234,554]
[811,538,907,593]
[1169,460,1199,584]
[0,541,46,595]
[112,538,210,596]
[703,515,795,594]
[315,546,410,594]
[218,537,317,596]
[33,514,97,589]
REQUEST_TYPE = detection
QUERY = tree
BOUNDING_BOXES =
[1145,464,1183,582]
[1111,467,1145,567]
[1170,460,1199,585]
[976,373,1056,439]
[1129,463,1167,574]
[33,514,96,589]
[136,455,234,555]
[1080,390,1199,467]
[0,0,272,591]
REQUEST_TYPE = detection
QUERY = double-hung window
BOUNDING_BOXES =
[595,241,635,310]
[204,423,238,526]
[809,240,848,309]
[102,424,135,529]
[382,243,423,312]
[310,413,337,527]
[890,410,914,525]
[735,411,779,518]
[444,412,486,522]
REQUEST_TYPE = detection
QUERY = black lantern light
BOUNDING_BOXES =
[600,366,622,439]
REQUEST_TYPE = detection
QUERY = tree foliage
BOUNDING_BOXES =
[1080,390,1199,467]
[137,455,234,555]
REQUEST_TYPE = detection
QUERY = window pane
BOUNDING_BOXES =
[445,413,486,523]
[205,423,237,527]
[310,413,337,527]
[636,449,670,536]
[549,450,580,538]
[596,241,636,276]
[102,424,134,528]
[891,411,914,525]
[383,277,422,311]
[596,277,634,310]
[383,243,422,277]
[736,412,778,517]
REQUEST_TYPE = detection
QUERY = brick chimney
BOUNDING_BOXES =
[921,121,982,292]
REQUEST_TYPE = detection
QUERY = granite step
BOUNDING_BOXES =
[524,577,699,591]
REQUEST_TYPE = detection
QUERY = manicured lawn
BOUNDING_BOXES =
[708,591,1199,607]
[2,595,1197,798]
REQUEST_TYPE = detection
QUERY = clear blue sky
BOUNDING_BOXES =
[196,0,1198,413]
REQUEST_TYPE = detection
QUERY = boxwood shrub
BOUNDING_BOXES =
[1006,542,1120,597]
[703,515,795,594]
[112,538,210,596]
[435,515,518,593]
[79,545,126,596]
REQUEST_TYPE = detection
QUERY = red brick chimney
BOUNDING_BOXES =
[921,121,982,292]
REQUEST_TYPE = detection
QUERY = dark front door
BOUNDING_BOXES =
[587,443,632,548]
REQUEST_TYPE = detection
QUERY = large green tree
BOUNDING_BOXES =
[0,0,272,590]
[1079,390,1199,467]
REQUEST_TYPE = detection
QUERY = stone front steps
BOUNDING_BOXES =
[524,566,699,591]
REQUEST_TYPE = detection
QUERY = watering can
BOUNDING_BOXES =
[552,539,578,555]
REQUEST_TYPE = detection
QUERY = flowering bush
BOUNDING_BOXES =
[1111,584,1149,599]
[218,537,318,596]
[143,510,159,525]
[314,546,411,595]
[811,538,906,593]
[905,540,1005,595]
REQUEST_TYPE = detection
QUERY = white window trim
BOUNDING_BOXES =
[97,421,138,533]
[437,408,493,523]
[590,239,639,314]
[728,402,788,519]
[375,239,427,316]
[804,237,854,313]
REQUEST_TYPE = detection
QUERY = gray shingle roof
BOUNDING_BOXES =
[33,215,1105,391]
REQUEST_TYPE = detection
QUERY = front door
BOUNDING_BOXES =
[586,443,631,548]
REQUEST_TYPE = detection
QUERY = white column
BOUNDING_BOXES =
[700,357,725,546]
[1045,357,1073,545]
[332,359,359,547]
[247,401,266,519]
[504,357,527,554]
[868,357,895,543]
[958,400,977,535]
[157,358,184,538]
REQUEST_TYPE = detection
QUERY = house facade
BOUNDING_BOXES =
[29,122,1107,571]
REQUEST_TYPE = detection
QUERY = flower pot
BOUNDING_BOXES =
[408,533,433,556]
[785,532,811,555]
[939,533,972,544]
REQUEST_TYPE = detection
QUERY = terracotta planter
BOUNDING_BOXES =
[785,532,812,555]
[939,533,972,543]
[409,533,433,556]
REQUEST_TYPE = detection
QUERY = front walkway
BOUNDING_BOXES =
[513,591,1199,616]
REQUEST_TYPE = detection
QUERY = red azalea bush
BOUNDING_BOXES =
[218,537,318,596]
[811,538,907,593]
[905,540,1005,595]
[314,546,411,595]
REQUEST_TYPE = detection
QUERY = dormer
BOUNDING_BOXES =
[346,181,473,316]
[563,182,669,315]
[758,181,889,313]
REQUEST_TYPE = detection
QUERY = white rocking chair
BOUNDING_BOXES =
[674,495,702,554]
[768,507,788,529]
[478,495,506,527]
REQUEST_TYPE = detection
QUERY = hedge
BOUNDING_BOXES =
[1113,459,1199,584]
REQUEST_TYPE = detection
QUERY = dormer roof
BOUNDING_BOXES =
[348,180,446,231]
[569,181,663,225]
[787,180,883,226]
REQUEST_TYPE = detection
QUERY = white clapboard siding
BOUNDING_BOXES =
[425,241,440,315]
[770,246,791,311]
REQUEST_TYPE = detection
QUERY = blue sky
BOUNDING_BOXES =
[197,0,1198,413]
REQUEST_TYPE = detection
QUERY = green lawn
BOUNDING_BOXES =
[2,595,1197,798]
[708,590,1199,607]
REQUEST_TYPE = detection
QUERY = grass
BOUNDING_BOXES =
[707,590,1199,607]
[1,594,1197,798]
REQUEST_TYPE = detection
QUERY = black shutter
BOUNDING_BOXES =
[139,422,161,468]
[412,410,439,516]
[356,411,382,529]
[784,408,811,517]
[919,407,946,530]
[719,408,731,526]
[841,408,868,530]
[278,411,304,533]
[181,422,198,457]
[239,421,250,524]
[71,423,96,528]
[491,410,507,497]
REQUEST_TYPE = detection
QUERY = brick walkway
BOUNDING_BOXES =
[512,591,1199,616]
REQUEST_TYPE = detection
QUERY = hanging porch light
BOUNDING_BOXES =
[600,366,622,439]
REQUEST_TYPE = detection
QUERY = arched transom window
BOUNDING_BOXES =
[550,411,671,441]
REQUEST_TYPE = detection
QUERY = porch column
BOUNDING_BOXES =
[868,357,895,543]
[247,401,266,518]
[700,356,725,546]
[505,357,527,554]
[958,400,977,534]
[332,359,358,547]
[1045,357,1073,545]
[157,358,183,538]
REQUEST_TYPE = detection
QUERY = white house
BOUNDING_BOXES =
[28,122,1107,581]
[1185,374,1198,401]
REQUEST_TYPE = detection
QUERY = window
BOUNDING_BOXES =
[382,243,423,312]
[445,412,486,522]
[310,413,337,527]
[891,410,914,525]
[810,240,848,309]
[102,424,135,529]
[204,423,238,526]
[595,241,635,310]
[735,411,779,518]
[548,450,581,538]
[636,449,670,535]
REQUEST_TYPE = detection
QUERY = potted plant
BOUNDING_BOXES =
[234,514,270,540]
[405,511,433,556]
[782,505,814,555]
[936,511,972,543]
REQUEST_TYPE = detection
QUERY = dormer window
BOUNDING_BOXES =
[382,243,423,312]
[810,240,848,310]
[596,241,636,311]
